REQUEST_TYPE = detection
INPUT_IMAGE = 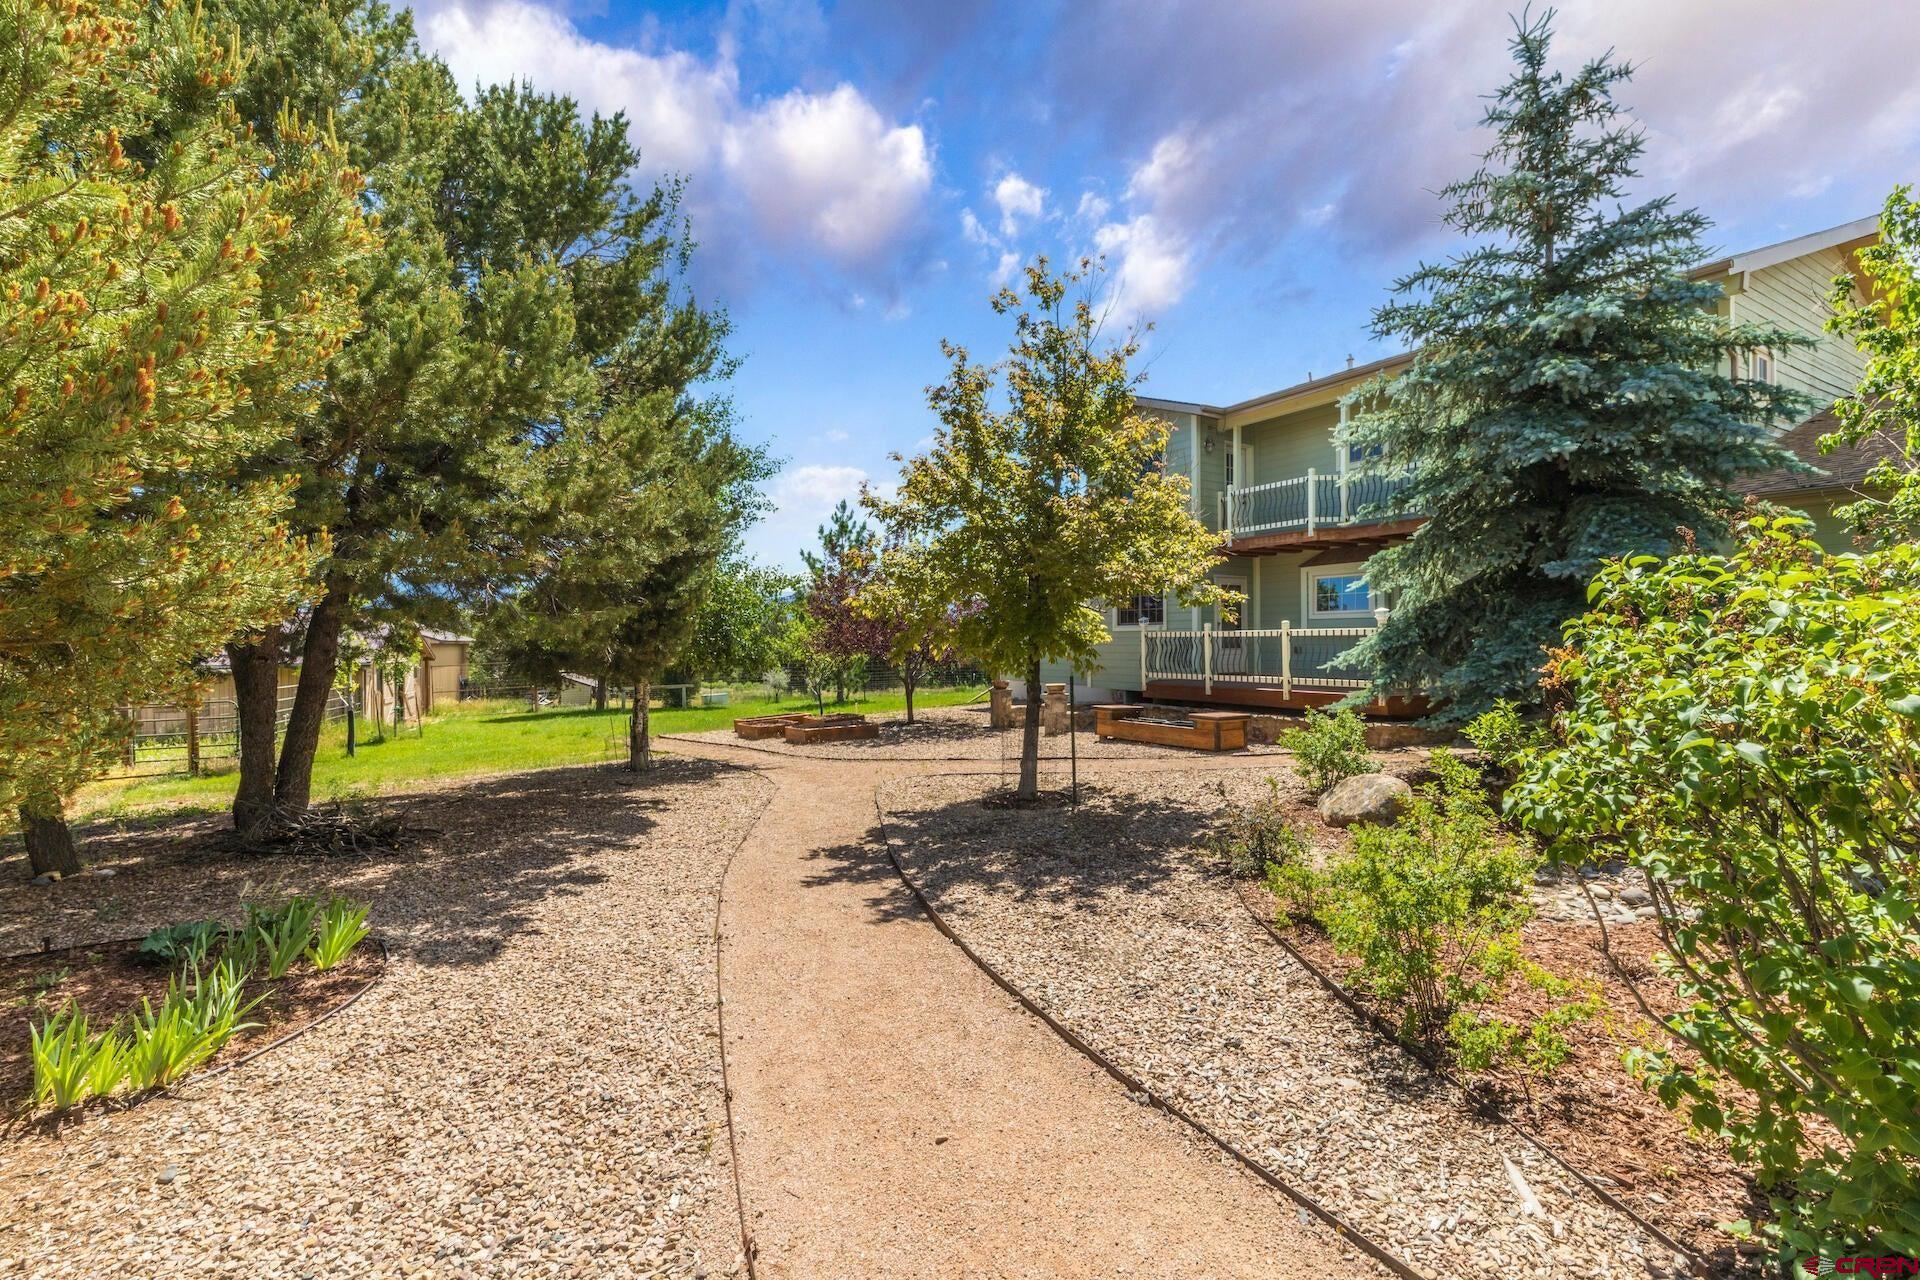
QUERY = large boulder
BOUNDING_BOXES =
[1318,773,1413,828]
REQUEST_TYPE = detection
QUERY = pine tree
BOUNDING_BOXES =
[868,258,1226,799]
[202,5,588,835]
[1341,10,1808,720]
[0,0,365,873]
[458,85,768,771]
[802,500,889,703]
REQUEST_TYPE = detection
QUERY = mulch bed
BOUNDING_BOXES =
[1258,894,1765,1276]
[1,937,379,1111]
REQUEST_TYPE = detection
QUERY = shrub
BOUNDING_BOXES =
[1507,519,1920,1259]
[1316,754,1536,1048]
[1280,707,1371,793]
[1447,963,1604,1093]
[1209,777,1308,879]
[1460,699,1548,780]
[307,899,370,971]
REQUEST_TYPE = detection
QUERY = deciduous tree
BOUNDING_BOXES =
[1341,11,1805,720]
[0,0,365,874]
[867,259,1224,799]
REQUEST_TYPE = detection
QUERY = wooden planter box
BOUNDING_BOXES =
[734,713,810,740]
[1096,707,1249,752]
[784,714,880,744]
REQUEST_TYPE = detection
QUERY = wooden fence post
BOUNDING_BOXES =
[184,703,200,777]
[1202,622,1213,695]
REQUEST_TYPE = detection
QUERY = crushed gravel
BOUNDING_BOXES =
[0,759,772,1279]
[879,766,1688,1280]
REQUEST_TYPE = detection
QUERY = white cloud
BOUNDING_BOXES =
[992,171,1047,235]
[1093,214,1191,321]
[415,0,934,280]
[1075,191,1112,223]
[994,250,1021,284]
[771,463,872,520]
[723,85,933,269]
[959,207,993,244]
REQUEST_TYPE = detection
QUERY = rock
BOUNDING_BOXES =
[1317,773,1413,828]
[1618,885,1651,907]
[157,1166,178,1186]
[88,866,117,877]
[29,873,55,887]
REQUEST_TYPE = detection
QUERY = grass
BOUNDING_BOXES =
[76,686,985,822]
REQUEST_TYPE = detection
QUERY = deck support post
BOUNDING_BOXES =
[1202,623,1213,694]
[1306,468,1318,536]
[1281,620,1292,700]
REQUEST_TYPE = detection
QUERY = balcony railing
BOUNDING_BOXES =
[1221,468,1413,539]
[1141,623,1371,697]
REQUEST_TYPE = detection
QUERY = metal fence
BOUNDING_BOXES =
[119,688,357,777]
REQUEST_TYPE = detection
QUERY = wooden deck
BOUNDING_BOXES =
[1220,516,1425,558]
[1142,680,1428,719]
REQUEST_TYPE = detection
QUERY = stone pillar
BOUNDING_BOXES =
[989,680,1015,729]
[1042,682,1069,736]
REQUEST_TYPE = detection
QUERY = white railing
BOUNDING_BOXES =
[1141,623,1372,698]
[1223,468,1412,538]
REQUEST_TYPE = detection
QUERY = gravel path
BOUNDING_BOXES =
[0,760,771,1279]
[879,766,1688,1280]
[667,704,1286,762]
[668,739,1371,1280]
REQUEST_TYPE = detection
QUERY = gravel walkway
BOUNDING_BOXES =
[667,704,1285,762]
[0,760,771,1279]
[879,766,1688,1280]
[667,739,1371,1280]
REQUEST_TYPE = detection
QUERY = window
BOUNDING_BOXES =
[1305,567,1372,618]
[1751,348,1775,385]
[1225,448,1234,486]
[1113,594,1164,627]
[1346,442,1384,465]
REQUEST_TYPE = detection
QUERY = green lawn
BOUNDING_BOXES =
[78,686,985,822]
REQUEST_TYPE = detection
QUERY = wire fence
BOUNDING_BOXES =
[118,687,358,778]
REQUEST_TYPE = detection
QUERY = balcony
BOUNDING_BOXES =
[1219,468,1419,552]
[1136,624,1424,716]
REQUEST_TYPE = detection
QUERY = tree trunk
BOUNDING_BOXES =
[228,635,282,836]
[1017,659,1042,800]
[273,580,350,817]
[20,799,80,879]
[903,655,918,724]
[593,676,607,713]
[628,681,653,771]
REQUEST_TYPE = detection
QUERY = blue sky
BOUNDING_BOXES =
[413,0,1920,567]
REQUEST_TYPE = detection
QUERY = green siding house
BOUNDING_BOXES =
[1029,216,1891,715]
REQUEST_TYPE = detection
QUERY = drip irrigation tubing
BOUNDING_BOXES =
[711,776,774,1280]
[868,793,1431,1280]
[1230,887,1702,1273]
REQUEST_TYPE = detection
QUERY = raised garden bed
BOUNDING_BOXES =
[733,712,810,740]
[785,713,880,744]
[1093,704,1249,751]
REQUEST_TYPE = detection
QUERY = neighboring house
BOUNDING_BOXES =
[160,628,474,727]
[1030,216,1885,715]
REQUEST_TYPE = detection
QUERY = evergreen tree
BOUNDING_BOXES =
[204,6,585,835]
[868,258,1225,799]
[1340,10,1809,720]
[0,0,366,872]
[458,84,768,770]
[802,499,889,703]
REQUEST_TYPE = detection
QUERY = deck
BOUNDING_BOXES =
[1138,624,1425,718]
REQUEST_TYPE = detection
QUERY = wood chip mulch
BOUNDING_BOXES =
[879,767,1710,1280]
[0,759,773,1279]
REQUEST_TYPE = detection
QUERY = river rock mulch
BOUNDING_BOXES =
[0,759,772,1279]
[669,704,1287,761]
[879,767,1694,1280]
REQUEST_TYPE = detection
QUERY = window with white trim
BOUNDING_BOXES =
[1751,348,1775,385]
[1305,567,1372,618]
[1113,594,1164,627]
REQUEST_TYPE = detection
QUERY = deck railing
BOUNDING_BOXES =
[1222,468,1412,539]
[1142,623,1372,697]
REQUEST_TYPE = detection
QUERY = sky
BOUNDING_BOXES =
[410,0,1920,568]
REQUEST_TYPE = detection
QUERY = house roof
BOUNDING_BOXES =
[1152,216,1875,420]
[1737,403,1912,497]
[1691,215,1879,281]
